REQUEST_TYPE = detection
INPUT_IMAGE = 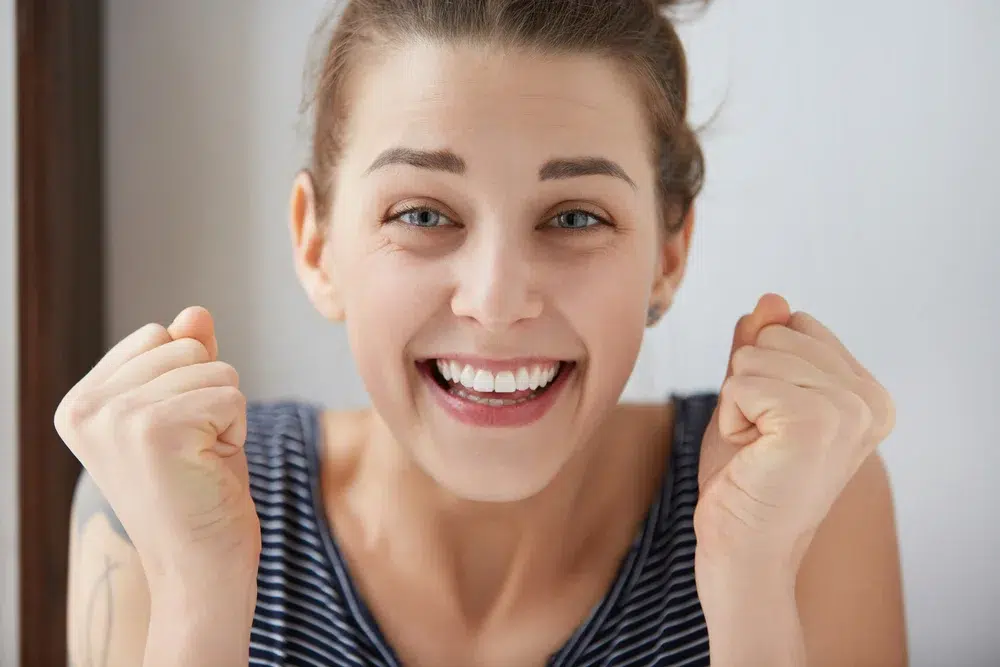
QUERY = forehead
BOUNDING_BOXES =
[340,41,654,179]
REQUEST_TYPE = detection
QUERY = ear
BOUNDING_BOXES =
[648,203,695,322]
[289,171,346,322]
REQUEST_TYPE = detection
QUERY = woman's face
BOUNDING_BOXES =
[294,42,690,501]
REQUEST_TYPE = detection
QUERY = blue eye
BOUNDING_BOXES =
[397,208,452,228]
[551,210,605,230]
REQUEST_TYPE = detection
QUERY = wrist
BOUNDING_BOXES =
[696,557,806,667]
[144,573,257,667]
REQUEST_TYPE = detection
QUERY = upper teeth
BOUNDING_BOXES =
[435,360,561,393]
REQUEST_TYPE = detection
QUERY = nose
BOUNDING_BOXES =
[450,233,543,332]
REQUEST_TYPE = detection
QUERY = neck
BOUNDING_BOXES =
[325,403,672,627]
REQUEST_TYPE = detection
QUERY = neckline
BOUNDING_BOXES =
[300,398,684,667]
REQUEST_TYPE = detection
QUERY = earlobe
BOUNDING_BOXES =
[289,171,346,322]
[646,302,667,327]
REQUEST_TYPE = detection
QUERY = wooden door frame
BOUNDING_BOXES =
[16,0,103,664]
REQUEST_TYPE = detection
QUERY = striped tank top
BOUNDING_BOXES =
[244,392,718,666]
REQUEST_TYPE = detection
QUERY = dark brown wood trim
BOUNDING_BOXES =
[16,0,103,664]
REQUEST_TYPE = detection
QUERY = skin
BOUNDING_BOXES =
[63,310,257,667]
[65,41,906,667]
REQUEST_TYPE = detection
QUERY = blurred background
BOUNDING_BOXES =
[3,0,999,665]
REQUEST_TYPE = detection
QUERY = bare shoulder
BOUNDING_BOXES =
[68,471,151,667]
[796,452,908,666]
[610,400,676,446]
[317,408,372,489]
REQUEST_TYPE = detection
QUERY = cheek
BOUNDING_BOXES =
[556,237,654,324]
[553,241,654,378]
[340,247,450,377]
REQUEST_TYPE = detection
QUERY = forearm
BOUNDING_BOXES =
[697,559,807,667]
[144,575,257,667]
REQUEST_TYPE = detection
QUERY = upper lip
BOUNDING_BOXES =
[420,356,572,373]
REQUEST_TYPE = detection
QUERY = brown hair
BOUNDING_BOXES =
[305,0,705,235]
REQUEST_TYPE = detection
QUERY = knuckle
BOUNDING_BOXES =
[212,362,240,387]
[173,337,211,365]
[729,345,757,374]
[882,391,897,435]
[844,389,874,435]
[103,391,141,420]
[864,378,896,440]
[222,385,247,407]
[754,323,784,348]
[55,390,98,433]
[124,404,165,443]
[101,394,154,444]
[720,373,748,396]
[821,388,872,441]
[139,322,171,344]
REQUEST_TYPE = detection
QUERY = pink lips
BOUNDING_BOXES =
[419,361,574,428]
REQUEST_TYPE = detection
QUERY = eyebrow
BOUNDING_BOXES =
[365,147,466,175]
[365,147,636,189]
[539,157,636,189]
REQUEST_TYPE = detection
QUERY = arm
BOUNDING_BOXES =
[697,452,907,666]
[68,472,258,667]
[795,451,908,666]
[67,471,151,667]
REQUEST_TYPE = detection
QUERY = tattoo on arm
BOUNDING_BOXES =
[82,556,121,667]
[72,473,132,546]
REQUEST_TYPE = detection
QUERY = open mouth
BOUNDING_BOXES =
[420,359,574,407]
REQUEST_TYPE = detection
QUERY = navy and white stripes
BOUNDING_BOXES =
[244,393,717,666]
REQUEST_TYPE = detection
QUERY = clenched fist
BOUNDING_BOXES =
[55,307,260,589]
[695,294,896,575]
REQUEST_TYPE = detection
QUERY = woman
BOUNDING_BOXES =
[58,0,906,665]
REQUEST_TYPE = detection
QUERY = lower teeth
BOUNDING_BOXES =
[449,386,540,406]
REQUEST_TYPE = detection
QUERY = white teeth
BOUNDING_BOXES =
[528,367,541,390]
[435,360,563,395]
[472,369,494,392]
[515,367,532,391]
[494,371,517,393]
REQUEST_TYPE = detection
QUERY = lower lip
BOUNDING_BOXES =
[420,362,574,428]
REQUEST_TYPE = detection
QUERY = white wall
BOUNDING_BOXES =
[0,0,17,663]
[105,1,1000,664]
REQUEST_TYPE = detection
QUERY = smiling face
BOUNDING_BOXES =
[292,41,693,501]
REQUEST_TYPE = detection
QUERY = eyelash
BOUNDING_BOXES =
[384,205,614,231]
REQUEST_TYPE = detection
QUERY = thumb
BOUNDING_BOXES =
[717,293,793,439]
[167,306,219,362]
[701,294,792,486]
[722,293,793,382]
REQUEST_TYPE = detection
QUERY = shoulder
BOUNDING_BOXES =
[613,392,718,439]
[796,451,907,666]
